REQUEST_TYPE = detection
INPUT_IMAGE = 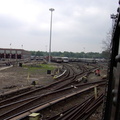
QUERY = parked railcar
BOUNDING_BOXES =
[103,1,120,120]
[80,58,96,63]
[52,57,63,63]
[62,57,69,63]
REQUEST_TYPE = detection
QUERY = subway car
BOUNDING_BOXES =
[62,57,69,63]
[102,1,120,120]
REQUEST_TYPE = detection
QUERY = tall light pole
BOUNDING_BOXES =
[49,8,55,63]
[83,47,85,58]
[10,43,12,59]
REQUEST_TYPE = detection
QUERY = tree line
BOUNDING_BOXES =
[30,50,109,59]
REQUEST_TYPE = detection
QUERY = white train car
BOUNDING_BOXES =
[62,57,69,63]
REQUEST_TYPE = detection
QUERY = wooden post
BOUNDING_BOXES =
[94,86,97,99]
[27,72,30,85]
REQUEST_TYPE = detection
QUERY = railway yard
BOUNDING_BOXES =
[0,60,107,120]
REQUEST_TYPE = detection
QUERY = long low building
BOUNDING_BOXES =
[0,48,31,60]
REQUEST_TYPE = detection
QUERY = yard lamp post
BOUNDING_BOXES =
[111,14,116,28]
[49,8,55,63]
[10,43,12,59]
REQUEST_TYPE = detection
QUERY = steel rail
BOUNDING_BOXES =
[47,95,95,120]
[0,78,105,111]
[56,96,95,120]
[1,85,99,120]
[0,83,100,116]
[51,94,104,120]
[0,64,97,106]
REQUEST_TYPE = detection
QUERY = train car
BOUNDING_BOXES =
[69,58,78,62]
[103,2,120,120]
[77,58,96,63]
[61,57,69,63]
[52,57,63,63]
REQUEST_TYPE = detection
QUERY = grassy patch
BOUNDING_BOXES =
[40,64,55,70]
[23,63,55,74]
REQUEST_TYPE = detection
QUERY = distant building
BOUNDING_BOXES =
[0,48,30,60]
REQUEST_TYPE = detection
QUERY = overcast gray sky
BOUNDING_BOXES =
[0,0,118,53]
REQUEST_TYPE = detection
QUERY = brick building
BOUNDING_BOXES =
[0,48,31,60]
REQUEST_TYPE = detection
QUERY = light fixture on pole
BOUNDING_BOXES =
[21,45,23,49]
[110,14,116,28]
[49,8,55,63]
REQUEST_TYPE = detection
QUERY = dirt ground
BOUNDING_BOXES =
[0,64,56,94]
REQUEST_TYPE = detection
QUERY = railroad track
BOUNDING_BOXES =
[0,63,105,119]
[0,63,96,102]
[0,82,105,120]
[0,63,93,101]
[47,93,104,120]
